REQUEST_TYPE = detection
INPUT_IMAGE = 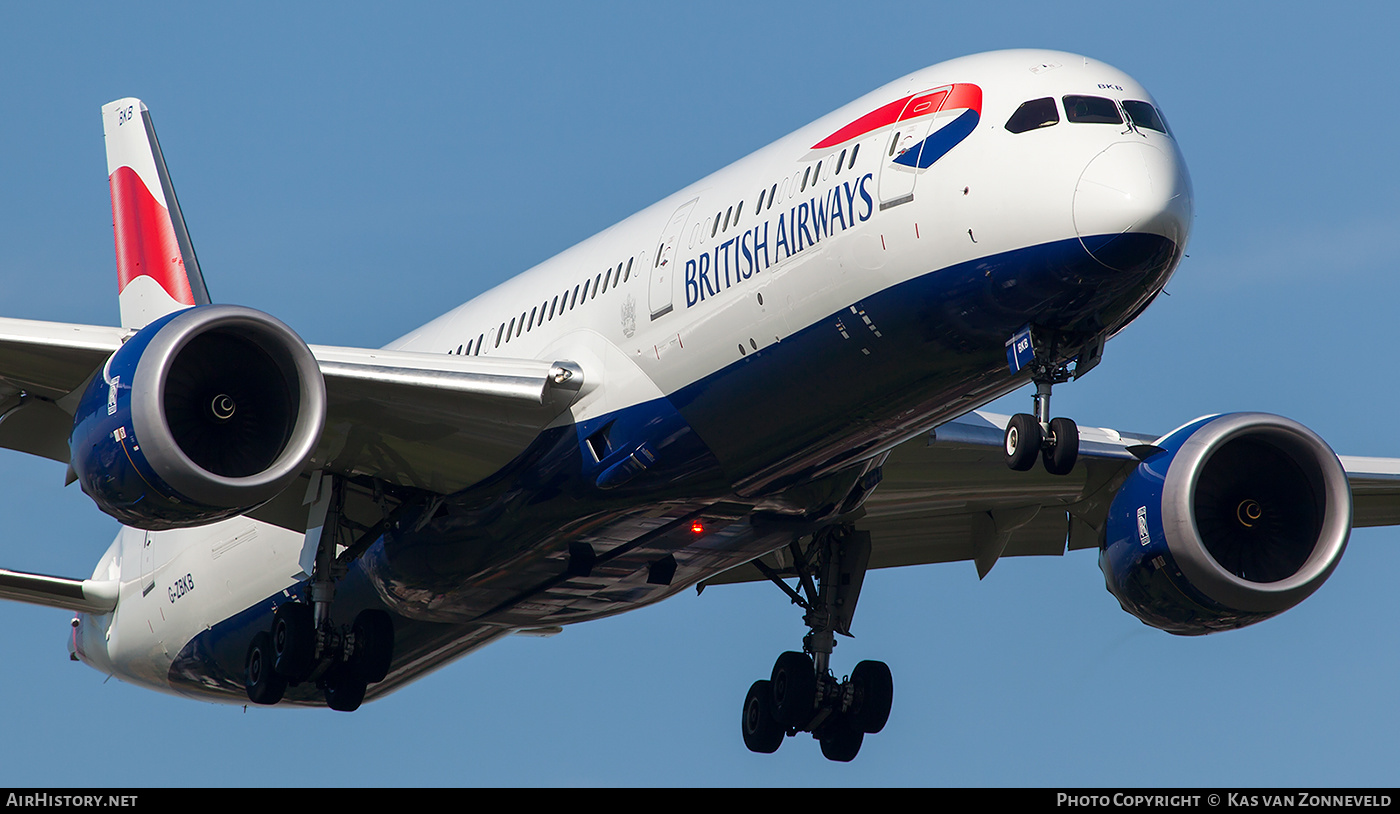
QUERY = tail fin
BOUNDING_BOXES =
[102,98,211,329]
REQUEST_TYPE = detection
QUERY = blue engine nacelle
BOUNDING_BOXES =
[1100,413,1351,635]
[70,305,326,530]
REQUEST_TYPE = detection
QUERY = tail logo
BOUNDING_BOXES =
[109,165,196,306]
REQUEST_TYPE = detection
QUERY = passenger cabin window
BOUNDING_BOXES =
[1063,95,1122,124]
[1005,97,1059,133]
[1123,100,1169,135]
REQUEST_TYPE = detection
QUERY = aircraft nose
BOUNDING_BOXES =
[1073,141,1193,271]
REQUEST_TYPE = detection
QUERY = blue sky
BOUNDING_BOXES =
[1,1,1399,787]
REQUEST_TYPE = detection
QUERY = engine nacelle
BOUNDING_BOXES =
[1099,413,1351,635]
[70,305,326,530]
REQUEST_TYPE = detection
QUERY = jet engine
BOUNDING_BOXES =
[69,305,326,530]
[1099,413,1351,635]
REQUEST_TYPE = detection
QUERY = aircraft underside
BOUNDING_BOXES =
[165,228,1181,728]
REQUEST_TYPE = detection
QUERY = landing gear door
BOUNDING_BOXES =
[650,197,698,320]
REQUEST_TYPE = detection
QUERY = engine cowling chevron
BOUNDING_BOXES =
[1099,413,1351,635]
[70,305,326,530]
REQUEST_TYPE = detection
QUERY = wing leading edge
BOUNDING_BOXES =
[0,315,585,524]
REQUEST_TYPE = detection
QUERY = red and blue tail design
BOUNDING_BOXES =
[102,98,210,329]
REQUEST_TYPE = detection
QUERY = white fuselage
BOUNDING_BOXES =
[73,49,1192,703]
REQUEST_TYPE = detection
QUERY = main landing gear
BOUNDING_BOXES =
[244,603,395,711]
[1004,361,1080,476]
[244,472,396,711]
[741,526,894,762]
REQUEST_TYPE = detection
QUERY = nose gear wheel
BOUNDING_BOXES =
[1004,359,1080,476]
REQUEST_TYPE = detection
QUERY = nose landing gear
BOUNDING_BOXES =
[740,526,894,762]
[1004,361,1080,476]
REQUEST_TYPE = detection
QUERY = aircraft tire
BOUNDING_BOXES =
[272,602,315,683]
[1005,414,1042,471]
[246,631,287,705]
[770,651,817,729]
[324,670,367,712]
[1043,417,1079,476]
[351,609,395,684]
[817,715,864,762]
[848,660,893,734]
[741,680,784,753]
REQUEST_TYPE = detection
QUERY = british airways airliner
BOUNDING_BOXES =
[1,49,1394,762]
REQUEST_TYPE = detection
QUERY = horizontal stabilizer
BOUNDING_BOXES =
[0,569,117,614]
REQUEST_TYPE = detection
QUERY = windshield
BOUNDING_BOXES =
[1063,95,1122,124]
[1005,97,1059,134]
[1123,100,1168,134]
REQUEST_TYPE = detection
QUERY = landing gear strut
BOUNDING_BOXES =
[244,472,396,710]
[1004,360,1080,476]
[741,526,894,762]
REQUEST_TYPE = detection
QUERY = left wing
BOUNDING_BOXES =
[707,411,1400,586]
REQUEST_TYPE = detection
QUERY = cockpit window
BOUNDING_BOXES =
[1123,100,1169,135]
[1063,95,1122,124]
[1005,98,1059,134]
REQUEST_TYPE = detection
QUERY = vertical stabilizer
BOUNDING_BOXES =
[102,98,211,329]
